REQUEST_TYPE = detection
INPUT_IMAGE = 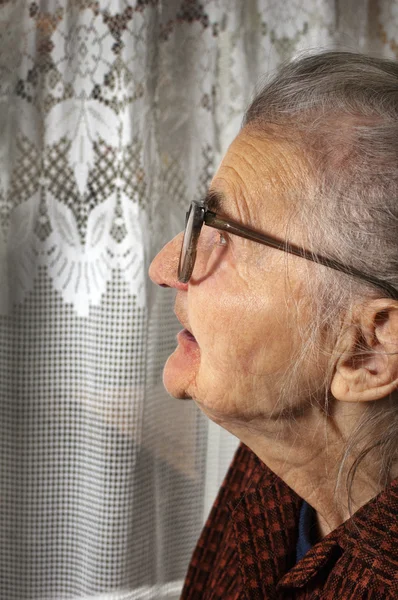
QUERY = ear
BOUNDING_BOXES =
[331,299,398,402]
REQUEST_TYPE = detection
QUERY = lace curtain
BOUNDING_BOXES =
[0,1,396,598]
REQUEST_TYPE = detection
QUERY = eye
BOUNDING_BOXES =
[217,231,228,246]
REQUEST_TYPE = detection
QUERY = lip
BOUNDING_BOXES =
[175,311,195,338]
[177,329,199,348]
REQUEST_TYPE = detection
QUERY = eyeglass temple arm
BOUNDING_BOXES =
[204,211,398,300]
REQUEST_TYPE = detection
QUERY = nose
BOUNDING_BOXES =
[149,232,188,291]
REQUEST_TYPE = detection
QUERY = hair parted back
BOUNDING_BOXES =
[244,51,398,506]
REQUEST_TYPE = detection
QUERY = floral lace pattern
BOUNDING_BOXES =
[0,0,392,315]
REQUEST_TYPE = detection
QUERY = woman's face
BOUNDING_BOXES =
[149,128,326,428]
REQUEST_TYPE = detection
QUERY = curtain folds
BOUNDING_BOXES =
[0,1,396,598]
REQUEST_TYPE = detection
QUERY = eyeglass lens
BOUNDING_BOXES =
[178,204,195,281]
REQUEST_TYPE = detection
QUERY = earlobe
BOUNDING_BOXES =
[331,300,398,403]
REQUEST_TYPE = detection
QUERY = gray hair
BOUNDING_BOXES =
[244,51,398,508]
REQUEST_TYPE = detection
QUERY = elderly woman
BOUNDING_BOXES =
[149,51,398,599]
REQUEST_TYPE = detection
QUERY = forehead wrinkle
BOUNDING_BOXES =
[211,167,253,224]
[225,146,286,212]
[226,145,260,178]
[226,140,298,203]
[245,140,297,196]
[212,130,309,240]
[240,127,309,193]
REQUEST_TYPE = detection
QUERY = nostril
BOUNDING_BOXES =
[148,233,185,289]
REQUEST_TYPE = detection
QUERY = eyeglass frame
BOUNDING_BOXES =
[177,200,398,300]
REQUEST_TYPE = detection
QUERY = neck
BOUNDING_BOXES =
[212,402,385,537]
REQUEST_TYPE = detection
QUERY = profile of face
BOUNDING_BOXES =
[149,127,328,431]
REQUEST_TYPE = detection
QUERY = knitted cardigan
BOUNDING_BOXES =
[181,443,398,599]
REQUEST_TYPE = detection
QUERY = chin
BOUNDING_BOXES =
[163,343,200,400]
[162,352,197,400]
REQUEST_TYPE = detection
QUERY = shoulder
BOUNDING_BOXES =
[181,443,262,600]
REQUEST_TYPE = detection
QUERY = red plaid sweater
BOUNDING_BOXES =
[181,443,398,599]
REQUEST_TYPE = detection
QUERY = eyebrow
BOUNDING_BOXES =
[204,190,226,213]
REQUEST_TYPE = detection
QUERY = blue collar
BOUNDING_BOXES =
[296,500,317,563]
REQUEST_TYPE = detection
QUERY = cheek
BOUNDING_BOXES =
[190,284,301,413]
[194,282,296,368]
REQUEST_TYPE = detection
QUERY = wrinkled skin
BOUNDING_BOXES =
[149,127,394,536]
[150,128,321,420]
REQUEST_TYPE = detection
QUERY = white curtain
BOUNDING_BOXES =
[0,1,396,598]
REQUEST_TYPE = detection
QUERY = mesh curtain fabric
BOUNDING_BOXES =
[0,1,397,599]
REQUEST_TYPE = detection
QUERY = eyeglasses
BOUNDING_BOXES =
[177,201,398,299]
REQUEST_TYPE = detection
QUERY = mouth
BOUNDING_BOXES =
[175,311,198,345]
